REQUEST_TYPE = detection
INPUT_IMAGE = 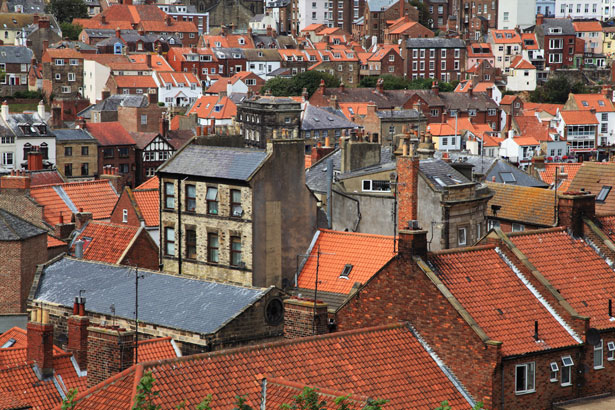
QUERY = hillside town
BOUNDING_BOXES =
[3,0,615,408]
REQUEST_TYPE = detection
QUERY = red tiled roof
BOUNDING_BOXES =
[85,122,135,146]
[500,95,518,105]
[138,20,197,33]
[429,245,580,356]
[297,230,396,295]
[491,30,522,44]
[265,378,368,409]
[0,327,26,348]
[560,110,599,125]
[486,182,555,226]
[133,188,159,227]
[71,324,472,409]
[30,180,119,226]
[112,75,158,89]
[136,337,180,363]
[73,221,140,264]
[568,162,615,215]
[520,33,539,50]
[522,102,563,117]
[136,176,159,190]
[47,235,66,248]
[573,20,603,32]
[510,55,535,70]
[427,123,455,136]
[187,95,237,119]
[536,163,582,191]
[571,94,615,113]
[509,228,615,330]
[129,54,173,71]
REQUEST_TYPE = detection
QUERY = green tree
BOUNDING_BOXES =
[196,395,214,410]
[60,22,83,41]
[46,0,88,24]
[410,0,432,29]
[261,71,340,97]
[362,399,389,410]
[434,400,485,410]
[530,76,571,104]
[132,371,160,410]
[232,395,254,410]
[281,387,327,410]
[61,388,78,410]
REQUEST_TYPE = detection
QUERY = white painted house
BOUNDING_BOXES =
[155,72,202,107]
[498,0,537,30]
[506,56,537,92]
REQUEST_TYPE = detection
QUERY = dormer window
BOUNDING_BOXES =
[215,41,221,47]
[238,37,245,45]
[549,27,562,34]
[582,101,589,107]
[214,105,222,112]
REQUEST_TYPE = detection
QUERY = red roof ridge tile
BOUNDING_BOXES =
[318,228,394,240]
[505,226,566,238]
[138,336,172,345]
[429,243,497,255]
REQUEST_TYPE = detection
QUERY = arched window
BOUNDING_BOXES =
[40,142,48,159]
[23,143,32,159]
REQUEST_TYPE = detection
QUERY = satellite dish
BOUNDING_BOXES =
[587,328,601,346]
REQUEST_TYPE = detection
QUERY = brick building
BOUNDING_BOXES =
[535,16,583,70]
[105,75,159,102]
[41,48,84,100]
[110,177,160,244]
[382,17,434,45]
[158,138,318,288]
[238,96,302,148]
[360,0,418,44]
[403,37,466,82]
[453,0,497,39]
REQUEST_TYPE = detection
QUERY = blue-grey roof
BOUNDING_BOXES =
[485,159,548,187]
[406,38,466,49]
[301,105,357,131]
[0,46,33,64]
[159,144,268,181]
[367,0,396,12]
[34,257,270,335]
[53,129,95,141]
[419,158,472,191]
[0,209,46,241]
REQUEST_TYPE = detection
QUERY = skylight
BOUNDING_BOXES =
[582,101,589,107]
[500,172,516,183]
[597,186,611,202]
[1,338,16,348]
[599,100,605,106]
[339,264,353,279]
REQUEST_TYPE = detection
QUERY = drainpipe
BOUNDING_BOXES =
[177,177,187,275]
[326,157,333,229]
[158,176,163,271]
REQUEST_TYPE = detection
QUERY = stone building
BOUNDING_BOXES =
[53,129,99,180]
[41,48,84,100]
[0,46,33,97]
[238,96,302,148]
[158,137,318,288]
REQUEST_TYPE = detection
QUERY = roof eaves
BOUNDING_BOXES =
[117,225,144,265]
[212,285,276,333]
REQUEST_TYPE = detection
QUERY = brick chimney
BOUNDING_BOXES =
[27,146,43,171]
[72,210,93,231]
[266,24,273,37]
[27,308,54,378]
[67,296,89,371]
[37,16,50,29]
[536,13,544,26]
[1,169,31,192]
[310,141,335,164]
[375,78,384,93]
[396,140,420,231]
[54,212,76,240]
[86,325,135,388]
[159,114,168,137]
[558,192,595,237]
[99,166,123,194]
[284,298,329,338]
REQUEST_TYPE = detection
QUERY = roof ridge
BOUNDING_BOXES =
[505,226,566,237]
[318,228,395,240]
[429,244,496,256]
[86,220,141,231]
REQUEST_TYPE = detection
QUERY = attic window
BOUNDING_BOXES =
[339,264,353,279]
[599,101,605,107]
[582,101,589,107]
[549,27,562,34]
[500,172,516,183]
[1,338,16,348]
[597,186,611,202]
[214,105,222,112]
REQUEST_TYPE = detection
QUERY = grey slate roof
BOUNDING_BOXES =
[419,158,471,190]
[53,129,95,141]
[405,38,466,49]
[0,46,33,64]
[0,112,54,138]
[0,209,46,241]
[541,18,575,36]
[34,257,270,335]
[376,109,421,120]
[367,0,397,12]
[77,94,149,119]
[301,105,357,131]
[159,144,268,181]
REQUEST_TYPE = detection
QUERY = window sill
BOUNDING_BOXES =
[561,383,572,387]
[594,366,605,370]
[515,390,535,396]
[550,378,558,383]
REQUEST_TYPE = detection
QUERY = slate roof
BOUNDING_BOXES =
[301,105,357,131]
[376,109,422,119]
[367,0,397,12]
[428,245,581,356]
[159,144,268,181]
[0,46,33,64]
[29,170,64,187]
[419,158,472,190]
[486,159,548,187]
[486,182,555,226]
[406,37,466,49]
[541,18,576,36]
[508,228,615,330]
[0,112,53,138]
[77,94,149,119]
[34,257,271,335]
[53,129,95,142]
[69,324,474,409]
[568,162,615,215]
[297,229,396,297]
[0,209,45,241]
[72,221,141,264]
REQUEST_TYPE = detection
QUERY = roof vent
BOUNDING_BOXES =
[1,338,16,348]
[339,264,353,279]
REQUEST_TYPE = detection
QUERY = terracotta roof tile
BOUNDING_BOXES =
[429,245,580,356]
[72,324,472,409]
[568,162,615,215]
[510,55,535,70]
[491,30,522,44]
[85,122,135,146]
[500,95,518,105]
[265,378,368,409]
[30,170,64,187]
[73,221,140,264]
[560,110,599,125]
[536,163,581,191]
[486,182,555,226]
[136,337,180,363]
[112,75,158,89]
[133,189,159,227]
[47,235,66,248]
[297,230,396,295]
[136,176,159,190]
[573,21,603,32]
[522,103,563,117]
[509,228,615,329]
[571,94,615,113]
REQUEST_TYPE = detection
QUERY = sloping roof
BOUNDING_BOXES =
[30,180,119,226]
[53,129,95,142]
[69,324,473,409]
[571,94,615,113]
[508,228,615,330]
[485,160,548,187]
[301,104,357,131]
[510,55,535,70]
[72,221,141,264]
[136,337,181,363]
[159,144,268,181]
[428,245,580,356]
[0,46,33,64]
[420,158,472,191]
[523,102,563,117]
[112,75,157,88]
[573,20,602,32]
[136,175,159,190]
[486,182,555,226]
[85,122,135,146]
[536,162,581,191]
[47,234,66,248]
[297,229,396,296]
[0,209,45,241]
[560,110,599,125]
[35,257,270,336]
[129,131,158,150]
[568,162,615,215]
[541,18,575,35]
[405,37,465,49]
[133,188,159,227]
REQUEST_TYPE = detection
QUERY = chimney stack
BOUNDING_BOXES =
[536,13,544,26]
[1,100,8,120]
[87,325,135,388]
[557,192,595,237]
[37,100,45,119]
[67,296,89,370]
[27,308,54,378]
[72,211,93,231]
[284,298,329,338]
[375,78,384,93]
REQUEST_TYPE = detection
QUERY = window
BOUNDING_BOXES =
[488,219,500,230]
[81,146,89,156]
[165,227,175,256]
[164,182,175,209]
[231,189,242,217]
[64,163,72,177]
[67,72,76,82]
[431,109,439,117]
[119,147,129,158]
[510,223,525,232]
[561,356,573,386]
[103,148,114,159]
[515,362,535,394]
[550,362,559,382]
[488,109,496,116]
[119,164,129,174]
[442,137,448,146]
[468,109,477,117]
[362,180,391,192]
[207,232,219,263]
[2,152,13,165]
[206,187,218,215]
[70,59,79,66]
[186,229,197,259]
[65,147,72,156]
[62,86,71,94]
[595,339,604,369]
[122,209,128,223]
[141,114,147,125]
[55,59,64,66]
[231,236,242,266]
[186,184,196,212]
[608,341,615,360]
[597,186,611,202]
[602,123,608,134]
[458,228,467,246]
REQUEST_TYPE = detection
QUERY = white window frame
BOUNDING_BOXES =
[550,362,559,382]
[458,227,467,246]
[122,209,128,223]
[595,339,604,369]
[561,356,573,387]
[607,341,615,361]
[515,362,535,395]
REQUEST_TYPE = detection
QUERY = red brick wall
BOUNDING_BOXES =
[335,254,500,407]
[27,322,54,375]
[67,315,90,370]
[110,189,142,227]
[284,298,328,339]
[87,326,134,388]
[396,154,419,229]
[121,230,160,270]
[19,234,47,313]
